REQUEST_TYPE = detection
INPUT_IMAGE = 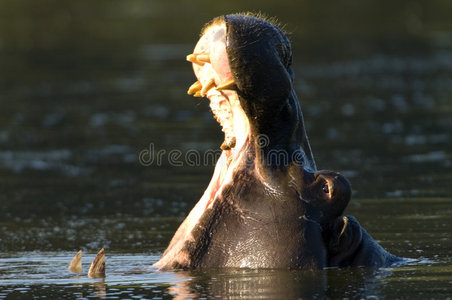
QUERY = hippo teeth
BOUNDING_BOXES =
[195,54,211,64]
[188,77,237,97]
[187,81,202,95]
[210,97,235,150]
[187,78,218,97]
[201,78,216,96]
[185,51,238,150]
[216,79,237,91]
[186,53,211,66]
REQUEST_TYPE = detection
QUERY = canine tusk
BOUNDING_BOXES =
[186,53,206,66]
[196,54,210,64]
[201,78,215,96]
[186,54,196,62]
[216,79,237,91]
[187,81,202,95]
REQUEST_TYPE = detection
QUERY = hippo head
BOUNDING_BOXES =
[154,13,355,269]
[187,14,316,168]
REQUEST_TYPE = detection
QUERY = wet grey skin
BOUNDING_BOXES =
[154,13,401,269]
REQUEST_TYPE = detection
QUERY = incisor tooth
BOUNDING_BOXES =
[186,53,206,66]
[201,78,215,96]
[193,91,202,97]
[216,79,237,91]
[187,81,202,95]
[186,54,197,62]
[196,54,210,64]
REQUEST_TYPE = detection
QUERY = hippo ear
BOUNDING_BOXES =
[328,216,349,249]
[68,250,82,273]
[327,216,363,267]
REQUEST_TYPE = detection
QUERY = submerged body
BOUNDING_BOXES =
[154,14,399,269]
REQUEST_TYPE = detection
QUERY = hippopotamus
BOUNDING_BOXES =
[152,13,400,269]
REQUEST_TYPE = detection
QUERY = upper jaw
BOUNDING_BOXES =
[187,21,235,97]
[186,21,250,152]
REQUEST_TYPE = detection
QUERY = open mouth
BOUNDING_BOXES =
[187,23,251,156]
[200,86,237,151]
[185,21,252,207]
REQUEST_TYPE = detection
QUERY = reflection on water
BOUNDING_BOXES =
[0,252,451,298]
[0,0,451,298]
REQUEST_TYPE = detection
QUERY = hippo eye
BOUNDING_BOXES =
[322,183,329,194]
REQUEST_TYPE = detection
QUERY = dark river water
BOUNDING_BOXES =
[0,0,451,299]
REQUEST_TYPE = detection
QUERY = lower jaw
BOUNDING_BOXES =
[206,133,251,207]
[207,95,251,206]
